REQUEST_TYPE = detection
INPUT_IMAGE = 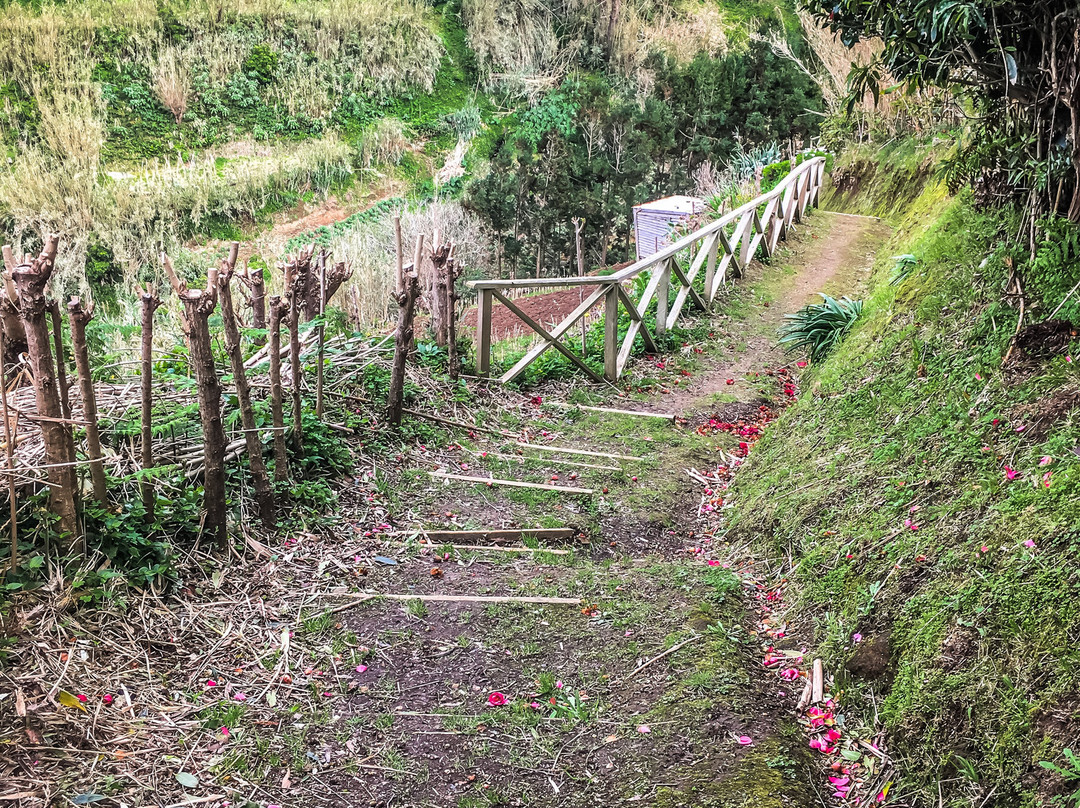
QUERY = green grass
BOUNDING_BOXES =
[730,160,1080,805]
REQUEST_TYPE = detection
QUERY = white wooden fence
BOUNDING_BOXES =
[469,156,826,383]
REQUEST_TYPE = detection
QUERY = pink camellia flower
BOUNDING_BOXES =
[220,726,229,737]
[706,560,720,567]
[487,691,508,706]
[355,665,368,673]
[1004,465,1018,481]
[102,694,113,705]
[852,633,862,643]
[796,360,808,368]
[529,701,541,709]
[780,668,800,681]
[980,545,989,553]
[1024,539,1036,548]
[975,373,982,381]
[555,681,564,689]
[826,728,842,742]
[737,735,753,746]
[637,724,651,734]
[1039,456,1053,466]
[206,679,218,688]
[233,692,247,702]
[76,694,88,704]
[1043,471,1053,488]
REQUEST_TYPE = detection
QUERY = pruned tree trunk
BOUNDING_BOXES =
[431,228,449,347]
[388,269,421,426]
[10,236,80,548]
[217,243,275,530]
[67,298,107,505]
[0,249,26,361]
[268,295,290,483]
[282,258,304,450]
[140,289,162,520]
[284,243,353,322]
[47,300,71,422]
[430,239,458,374]
[163,252,228,552]
[242,263,267,346]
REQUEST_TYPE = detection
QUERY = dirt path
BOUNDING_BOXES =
[645,210,891,416]
[0,210,892,808]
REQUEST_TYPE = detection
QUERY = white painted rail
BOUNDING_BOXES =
[469,156,826,383]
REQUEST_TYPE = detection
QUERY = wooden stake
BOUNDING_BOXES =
[429,471,594,495]
[267,296,290,483]
[544,401,676,420]
[139,289,162,520]
[315,250,326,419]
[621,634,702,681]
[0,327,16,573]
[811,658,824,704]
[46,300,71,422]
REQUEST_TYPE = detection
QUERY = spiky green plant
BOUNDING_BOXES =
[889,254,919,285]
[779,294,863,362]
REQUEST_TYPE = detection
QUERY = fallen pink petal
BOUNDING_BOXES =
[737,735,753,745]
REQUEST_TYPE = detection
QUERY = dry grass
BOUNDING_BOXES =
[151,46,192,124]
[358,118,409,169]
[326,200,494,330]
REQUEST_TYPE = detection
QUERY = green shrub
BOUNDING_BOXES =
[242,44,280,84]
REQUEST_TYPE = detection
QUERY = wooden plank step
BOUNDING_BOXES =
[513,441,643,462]
[412,528,576,542]
[429,471,595,495]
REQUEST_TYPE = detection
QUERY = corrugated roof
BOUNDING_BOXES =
[632,195,705,260]
[633,195,705,215]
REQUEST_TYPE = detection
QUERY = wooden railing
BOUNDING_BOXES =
[469,156,826,383]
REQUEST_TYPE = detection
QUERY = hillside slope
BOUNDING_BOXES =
[729,143,1080,805]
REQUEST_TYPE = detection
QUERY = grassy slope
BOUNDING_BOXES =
[730,142,1080,805]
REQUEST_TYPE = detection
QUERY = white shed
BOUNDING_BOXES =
[632,195,705,262]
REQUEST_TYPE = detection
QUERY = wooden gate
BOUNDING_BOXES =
[469,156,826,383]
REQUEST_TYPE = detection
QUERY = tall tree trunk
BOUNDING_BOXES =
[163,253,228,552]
[67,298,107,505]
[47,301,71,422]
[243,264,267,346]
[217,243,275,530]
[140,290,162,520]
[388,270,421,426]
[268,296,290,483]
[10,236,80,548]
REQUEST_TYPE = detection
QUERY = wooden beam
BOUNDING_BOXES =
[408,527,577,542]
[545,402,675,420]
[430,471,595,495]
[616,285,657,353]
[482,451,621,472]
[476,288,492,376]
[513,441,643,462]
[339,592,583,606]
[655,259,670,336]
[500,285,607,384]
[492,290,605,385]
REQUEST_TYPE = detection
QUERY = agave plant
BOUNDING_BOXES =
[779,294,864,363]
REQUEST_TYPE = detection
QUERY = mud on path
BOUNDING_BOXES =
[0,210,890,808]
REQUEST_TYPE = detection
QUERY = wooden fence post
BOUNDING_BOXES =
[704,233,719,304]
[476,287,492,376]
[604,284,619,381]
[655,260,670,337]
